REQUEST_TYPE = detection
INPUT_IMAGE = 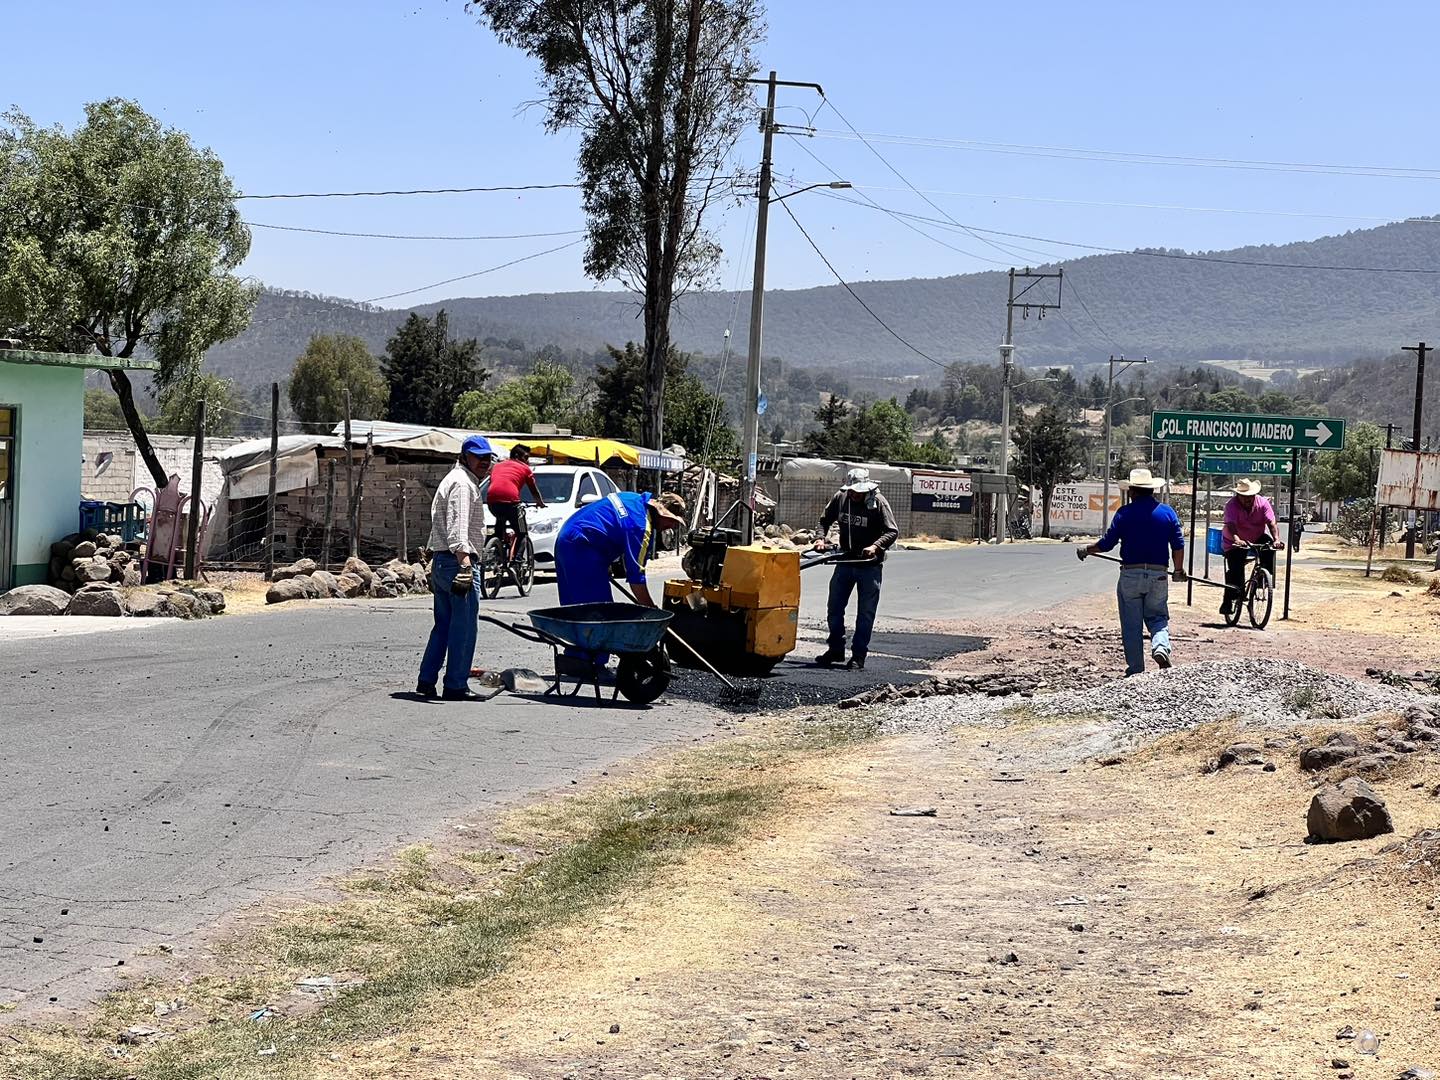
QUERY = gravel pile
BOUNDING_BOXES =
[879,658,1431,742]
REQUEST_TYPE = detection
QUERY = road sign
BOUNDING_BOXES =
[1196,456,1295,476]
[1196,442,1291,458]
[1152,410,1347,451]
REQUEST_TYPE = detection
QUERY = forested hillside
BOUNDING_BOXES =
[207,217,1440,388]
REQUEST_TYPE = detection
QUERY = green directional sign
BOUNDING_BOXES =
[1152,410,1347,451]
[1196,456,1295,476]
[1196,442,1291,458]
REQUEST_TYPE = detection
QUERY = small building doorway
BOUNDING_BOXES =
[0,405,15,592]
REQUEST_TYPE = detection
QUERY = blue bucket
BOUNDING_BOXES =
[1206,526,1224,556]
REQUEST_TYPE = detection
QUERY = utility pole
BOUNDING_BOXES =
[996,267,1062,543]
[1379,421,1397,549]
[184,399,206,580]
[342,388,356,559]
[1101,354,1149,532]
[264,383,279,581]
[1401,342,1430,558]
[738,71,829,544]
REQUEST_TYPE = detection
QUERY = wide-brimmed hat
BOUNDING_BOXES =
[1233,478,1263,497]
[841,467,879,494]
[1120,467,1166,491]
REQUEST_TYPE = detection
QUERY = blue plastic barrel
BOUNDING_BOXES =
[1206,526,1224,556]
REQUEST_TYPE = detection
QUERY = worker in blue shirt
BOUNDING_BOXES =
[1077,468,1186,676]
[554,489,688,670]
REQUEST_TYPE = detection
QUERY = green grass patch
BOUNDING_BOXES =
[3,717,873,1080]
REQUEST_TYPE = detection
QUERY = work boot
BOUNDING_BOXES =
[416,680,438,699]
[814,647,845,667]
[847,652,867,671]
[441,686,481,701]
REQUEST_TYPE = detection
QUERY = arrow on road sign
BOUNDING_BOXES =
[1305,421,1334,446]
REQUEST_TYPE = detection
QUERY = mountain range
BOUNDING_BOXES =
[208,217,1440,389]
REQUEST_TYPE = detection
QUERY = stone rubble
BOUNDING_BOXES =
[876,658,1434,747]
[264,557,429,605]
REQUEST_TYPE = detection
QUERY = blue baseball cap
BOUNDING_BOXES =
[461,435,495,460]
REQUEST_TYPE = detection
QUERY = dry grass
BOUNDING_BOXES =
[1,718,872,1080]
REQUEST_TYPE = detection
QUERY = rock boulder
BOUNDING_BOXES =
[1299,733,1363,772]
[125,589,166,617]
[73,558,112,583]
[71,540,97,559]
[1307,778,1394,842]
[310,570,341,597]
[68,584,125,617]
[0,584,72,616]
[158,591,206,620]
[342,557,373,586]
[335,572,367,598]
[266,578,311,604]
[271,558,319,581]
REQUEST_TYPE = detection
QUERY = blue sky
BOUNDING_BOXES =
[10,1,1440,313]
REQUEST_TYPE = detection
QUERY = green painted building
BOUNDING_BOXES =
[0,349,157,589]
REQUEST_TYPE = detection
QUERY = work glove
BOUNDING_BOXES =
[1171,568,1187,583]
[1076,548,1089,561]
[451,567,474,595]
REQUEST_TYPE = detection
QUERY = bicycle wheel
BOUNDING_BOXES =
[1223,586,1243,627]
[481,537,506,599]
[513,535,535,597]
[1248,568,1274,629]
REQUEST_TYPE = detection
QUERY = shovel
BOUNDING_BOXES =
[609,579,762,703]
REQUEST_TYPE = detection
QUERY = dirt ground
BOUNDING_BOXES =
[300,556,1440,1080]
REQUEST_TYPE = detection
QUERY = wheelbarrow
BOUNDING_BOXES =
[477,602,674,705]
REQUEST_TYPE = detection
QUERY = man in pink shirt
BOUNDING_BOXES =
[1220,478,1283,617]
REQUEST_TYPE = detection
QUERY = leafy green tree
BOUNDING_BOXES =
[0,98,256,487]
[151,371,242,438]
[590,342,736,460]
[288,334,389,426]
[84,387,137,431]
[1013,404,1084,538]
[472,0,763,451]
[1311,420,1383,501]
[382,310,488,426]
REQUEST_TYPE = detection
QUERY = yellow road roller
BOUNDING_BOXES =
[662,527,800,675]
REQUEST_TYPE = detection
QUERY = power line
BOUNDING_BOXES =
[781,134,1013,267]
[775,199,948,371]
[805,128,1440,181]
[358,239,586,304]
[1059,272,1122,349]
[246,220,586,241]
[237,183,585,200]
[817,98,1033,265]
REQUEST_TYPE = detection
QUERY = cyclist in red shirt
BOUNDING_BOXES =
[487,444,546,549]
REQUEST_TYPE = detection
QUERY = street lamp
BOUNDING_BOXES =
[1101,356,1148,531]
[739,178,852,543]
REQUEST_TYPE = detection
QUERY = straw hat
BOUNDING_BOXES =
[1120,467,1166,491]
[1233,479,1263,497]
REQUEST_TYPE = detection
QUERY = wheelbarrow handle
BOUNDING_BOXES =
[476,613,560,646]
[801,550,879,570]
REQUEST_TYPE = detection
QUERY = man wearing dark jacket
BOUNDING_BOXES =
[811,467,899,670]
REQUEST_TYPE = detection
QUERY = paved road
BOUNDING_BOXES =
[0,545,1109,1009]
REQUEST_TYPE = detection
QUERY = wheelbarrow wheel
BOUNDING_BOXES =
[615,647,672,705]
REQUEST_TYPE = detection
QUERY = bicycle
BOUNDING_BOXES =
[1223,537,1277,629]
[481,506,535,599]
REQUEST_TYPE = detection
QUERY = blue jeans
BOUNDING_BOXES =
[1117,568,1171,676]
[420,552,479,691]
[827,563,883,658]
